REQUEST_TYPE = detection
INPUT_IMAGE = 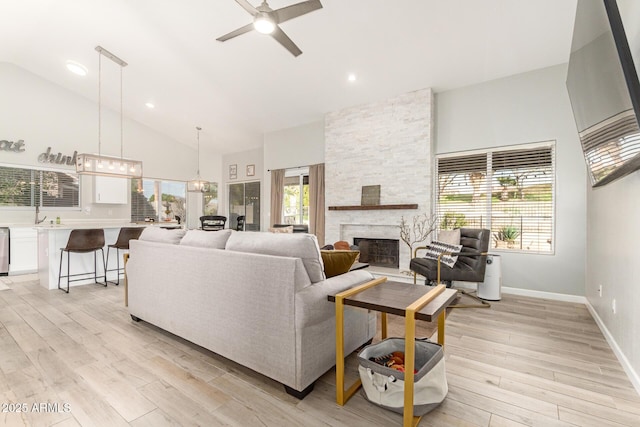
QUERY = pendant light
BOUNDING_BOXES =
[187,126,210,192]
[76,46,143,178]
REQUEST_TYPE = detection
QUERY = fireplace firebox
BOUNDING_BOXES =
[353,238,399,268]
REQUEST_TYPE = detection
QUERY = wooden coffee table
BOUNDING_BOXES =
[328,277,458,427]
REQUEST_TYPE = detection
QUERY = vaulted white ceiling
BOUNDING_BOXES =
[0,0,578,153]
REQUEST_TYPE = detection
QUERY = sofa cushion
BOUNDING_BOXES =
[321,250,359,278]
[180,229,233,249]
[225,232,325,283]
[139,227,186,244]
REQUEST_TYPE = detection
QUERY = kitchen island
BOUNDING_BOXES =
[36,222,177,290]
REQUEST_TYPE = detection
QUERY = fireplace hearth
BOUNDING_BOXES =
[353,238,399,268]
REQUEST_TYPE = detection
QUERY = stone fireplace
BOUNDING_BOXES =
[324,88,434,271]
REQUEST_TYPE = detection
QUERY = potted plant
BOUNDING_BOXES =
[493,226,520,249]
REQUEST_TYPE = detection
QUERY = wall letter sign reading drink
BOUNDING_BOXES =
[37,147,77,166]
[0,139,26,152]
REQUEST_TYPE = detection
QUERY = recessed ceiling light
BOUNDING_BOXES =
[145,102,155,109]
[348,73,357,82]
[66,60,88,76]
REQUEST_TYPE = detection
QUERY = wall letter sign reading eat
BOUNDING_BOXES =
[0,139,26,152]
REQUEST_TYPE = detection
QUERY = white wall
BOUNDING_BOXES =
[262,121,325,228]
[586,153,640,389]
[0,62,206,226]
[436,64,587,296]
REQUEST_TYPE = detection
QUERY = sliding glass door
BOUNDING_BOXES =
[228,181,260,231]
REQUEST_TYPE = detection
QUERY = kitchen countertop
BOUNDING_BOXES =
[1,222,182,230]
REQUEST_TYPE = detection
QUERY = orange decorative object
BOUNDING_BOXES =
[392,351,405,362]
[334,241,350,250]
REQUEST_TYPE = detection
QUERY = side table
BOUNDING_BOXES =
[329,277,458,427]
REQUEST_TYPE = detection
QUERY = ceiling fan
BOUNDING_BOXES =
[216,0,323,57]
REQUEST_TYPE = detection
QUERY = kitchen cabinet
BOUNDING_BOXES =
[9,227,38,274]
[94,176,128,204]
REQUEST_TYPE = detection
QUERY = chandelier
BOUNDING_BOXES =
[187,126,210,192]
[76,46,143,178]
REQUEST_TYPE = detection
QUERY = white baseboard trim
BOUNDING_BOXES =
[585,301,640,396]
[501,286,587,304]
[452,282,588,303]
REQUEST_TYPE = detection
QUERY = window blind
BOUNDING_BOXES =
[0,166,79,208]
[490,146,554,252]
[130,178,157,222]
[436,153,489,230]
[436,143,555,253]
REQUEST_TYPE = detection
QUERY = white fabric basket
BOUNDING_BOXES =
[357,337,447,416]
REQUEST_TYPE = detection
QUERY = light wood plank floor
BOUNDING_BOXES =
[0,275,639,427]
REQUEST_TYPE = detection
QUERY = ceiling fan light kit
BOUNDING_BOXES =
[254,13,275,34]
[217,0,323,57]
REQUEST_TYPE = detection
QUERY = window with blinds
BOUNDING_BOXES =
[436,143,555,253]
[0,165,80,208]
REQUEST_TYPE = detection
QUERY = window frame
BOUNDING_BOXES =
[0,162,81,211]
[434,141,556,255]
[282,166,310,225]
[130,177,187,222]
[202,182,219,216]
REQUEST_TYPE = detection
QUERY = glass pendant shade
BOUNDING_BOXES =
[76,154,143,178]
[187,178,210,193]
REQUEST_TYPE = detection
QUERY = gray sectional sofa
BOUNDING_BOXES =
[126,228,376,398]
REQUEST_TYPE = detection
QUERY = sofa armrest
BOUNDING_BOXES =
[295,270,375,329]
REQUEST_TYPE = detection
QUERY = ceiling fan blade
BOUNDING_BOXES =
[216,23,254,41]
[273,0,322,24]
[271,26,302,57]
[234,0,258,16]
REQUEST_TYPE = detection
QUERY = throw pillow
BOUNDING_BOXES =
[268,226,293,233]
[423,240,463,268]
[321,250,359,278]
[180,229,233,249]
[437,229,461,246]
[139,227,186,244]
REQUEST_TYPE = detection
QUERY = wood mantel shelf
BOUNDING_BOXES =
[328,204,418,211]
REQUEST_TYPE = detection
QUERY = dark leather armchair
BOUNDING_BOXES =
[236,215,245,231]
[200,215,227,231]
[410,228,491,308]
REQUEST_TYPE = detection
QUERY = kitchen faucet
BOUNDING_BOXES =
[35,205,47,224]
